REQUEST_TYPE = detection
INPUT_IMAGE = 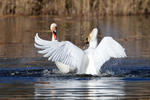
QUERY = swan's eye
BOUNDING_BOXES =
[88,33,93,41]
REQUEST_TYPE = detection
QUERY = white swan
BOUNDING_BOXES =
[34,26,127,75]
[43,23,76,73]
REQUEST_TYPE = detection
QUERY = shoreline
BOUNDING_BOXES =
[0,0,149,17]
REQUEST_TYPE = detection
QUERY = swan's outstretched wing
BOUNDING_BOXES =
[94,37,127,69]
[34,33,84,68]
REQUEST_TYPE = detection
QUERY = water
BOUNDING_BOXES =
[0,77,150,100]
[0,16,150,58]
[0,15,150,99]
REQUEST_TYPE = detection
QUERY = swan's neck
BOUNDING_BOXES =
[89,39,98,48]
[52,33,56,41]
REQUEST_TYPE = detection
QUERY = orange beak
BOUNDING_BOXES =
[53,33,57,40]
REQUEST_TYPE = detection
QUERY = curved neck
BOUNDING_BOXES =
[51,29,59,41]
[52,33,56,41]
[89,39,98,48]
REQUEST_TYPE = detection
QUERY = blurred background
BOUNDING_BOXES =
[0,0,149,16]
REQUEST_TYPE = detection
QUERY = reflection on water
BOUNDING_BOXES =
[0,77,150,99]
[34,77,125,100]
[0,16,150,57]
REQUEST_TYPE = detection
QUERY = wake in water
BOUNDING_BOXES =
[0,58,150,77]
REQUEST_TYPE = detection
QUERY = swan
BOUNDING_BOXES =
[34,26,127,75]
[43,23,77,73]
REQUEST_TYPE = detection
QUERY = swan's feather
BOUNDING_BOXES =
[94,37,127,71]
[34,33,84,68]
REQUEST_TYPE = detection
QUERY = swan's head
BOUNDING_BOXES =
[50,23,57,32]
[86,28,98,44]
[50,23,58,40]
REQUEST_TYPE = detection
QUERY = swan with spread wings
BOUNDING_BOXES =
[34,23,127,75]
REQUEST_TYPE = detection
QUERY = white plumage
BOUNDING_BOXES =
[34,27,127,75]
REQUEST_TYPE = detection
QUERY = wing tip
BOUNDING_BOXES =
[34,43,38,48]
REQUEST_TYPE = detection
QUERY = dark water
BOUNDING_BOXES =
[0,15,150,99]
[0,77,150,100]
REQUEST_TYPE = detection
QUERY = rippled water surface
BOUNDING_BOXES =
[0,77,150,100]
[0,15,150,99]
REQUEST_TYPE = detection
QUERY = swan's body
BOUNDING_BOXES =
[48,23,76,73]
[35,27,127,75]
